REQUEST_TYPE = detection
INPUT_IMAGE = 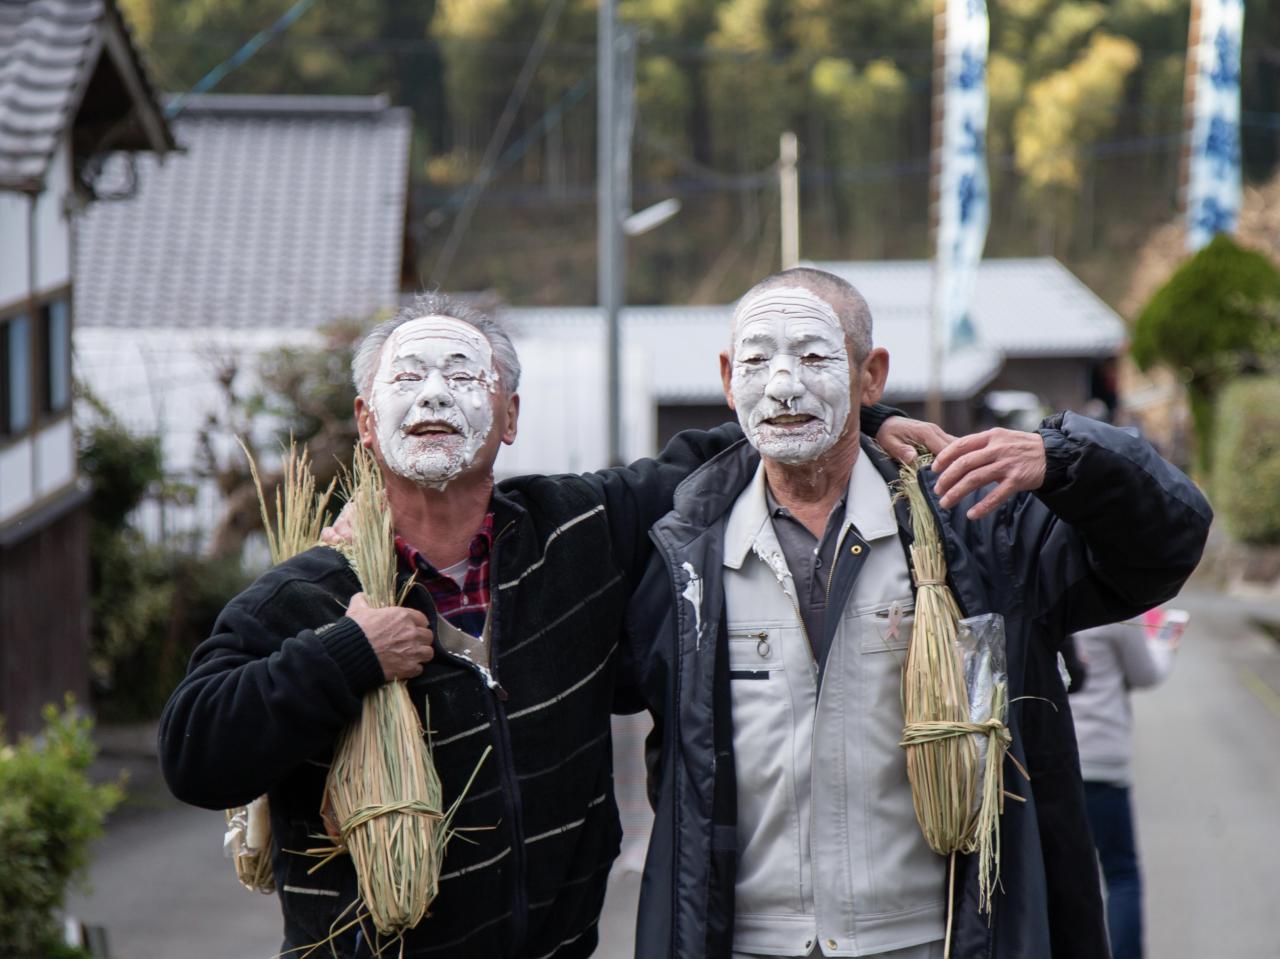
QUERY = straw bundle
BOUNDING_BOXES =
[227,439,336,895]
[895,455,981,857]
[244,437,337,566]
[320,444,482,943]
[894,454,1016,953]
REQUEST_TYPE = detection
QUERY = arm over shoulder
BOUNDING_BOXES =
[581,404,904,590]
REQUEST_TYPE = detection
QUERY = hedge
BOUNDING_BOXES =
[1212,377,1280,545]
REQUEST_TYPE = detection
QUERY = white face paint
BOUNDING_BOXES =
[729,286,852,465]
[368,316,500,490]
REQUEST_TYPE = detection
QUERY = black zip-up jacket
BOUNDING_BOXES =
[618,413,1212,958]
[158,407,902,958]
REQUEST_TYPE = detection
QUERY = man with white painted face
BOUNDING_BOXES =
[158,293,947,959]
[619,268,1211,959]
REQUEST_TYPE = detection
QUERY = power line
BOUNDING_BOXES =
[165,0,320,117]
[412,128,1187,213]
[426,67,598,225]
[149,30,1253,65]
[429,0,570,285]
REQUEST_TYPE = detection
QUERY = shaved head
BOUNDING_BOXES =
[733,267,873,365]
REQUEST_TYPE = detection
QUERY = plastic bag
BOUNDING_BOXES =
[956,613,1007,814]
[224,795,275,893]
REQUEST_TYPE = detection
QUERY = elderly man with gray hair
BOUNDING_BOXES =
[618,267,1211,959]
[158,291,945,959]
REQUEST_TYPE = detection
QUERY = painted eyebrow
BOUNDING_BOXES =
[737,330,843,349]
[393,350,471,365]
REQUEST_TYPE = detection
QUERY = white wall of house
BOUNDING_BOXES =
[33,143,72,296]
[0,191,30,311]
[1,138,81,527]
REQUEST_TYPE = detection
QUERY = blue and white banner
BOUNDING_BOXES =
[1185,0,1244,253]
[932,0,990,353]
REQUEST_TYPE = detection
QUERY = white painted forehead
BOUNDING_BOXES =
[383,315,494,363]
[733,286,843,340]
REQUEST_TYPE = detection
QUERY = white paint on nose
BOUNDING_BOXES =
[417,369,453,408]
[765,354,804,405]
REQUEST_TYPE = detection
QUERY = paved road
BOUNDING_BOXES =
[68,589,1280,958]
[1130,590,1280,959]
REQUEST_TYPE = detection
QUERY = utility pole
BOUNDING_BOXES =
[598,0,635,466]
[780,132,799,270]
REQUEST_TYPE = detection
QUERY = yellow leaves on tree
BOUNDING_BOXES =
[812,57,909,252]
[708,0,773,53]
[811,57,909,132]
[432,0,512,42]
[1014,32,1141,195]
[705,0,788,170]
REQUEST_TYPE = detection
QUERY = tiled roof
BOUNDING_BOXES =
[501,305,1004,404]
[0,0,171,191]
[75,94,412,328]
[0,0,103,188]
[808,258,1128,359]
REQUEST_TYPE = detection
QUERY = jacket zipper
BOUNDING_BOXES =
[484,521,528,956]
[824,523,853,605]
[413,520,528,955]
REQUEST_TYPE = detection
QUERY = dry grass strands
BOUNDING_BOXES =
[242,436,337,566]
[227,439,336,895]
[894,455,980,857]
[893,454,1017,954]
[320,444,486,946]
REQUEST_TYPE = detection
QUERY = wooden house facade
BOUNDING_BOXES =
[0,0,172,733]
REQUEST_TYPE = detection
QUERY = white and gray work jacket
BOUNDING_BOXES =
[722,452,946,957]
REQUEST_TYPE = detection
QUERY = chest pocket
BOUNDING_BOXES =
[729,631,782,680]
[858,600,915,657]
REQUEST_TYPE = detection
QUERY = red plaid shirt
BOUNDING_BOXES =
[395,512,494,638]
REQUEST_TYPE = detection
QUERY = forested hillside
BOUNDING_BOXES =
[120,0,1280,306]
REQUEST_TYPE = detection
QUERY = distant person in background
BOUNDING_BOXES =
[1069,613,1182,959]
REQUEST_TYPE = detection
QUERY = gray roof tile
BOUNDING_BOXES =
[809,258,1127,359]
[0,0,103,187]
[74,94,413,329]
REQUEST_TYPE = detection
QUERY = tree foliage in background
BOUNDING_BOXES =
[1211,376,1280,544]
[1132,234,1280,473]
[78,388,249,721]
[116,0,1280,307]
[0,700,121,959]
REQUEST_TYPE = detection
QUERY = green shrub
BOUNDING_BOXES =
[1212,377,1280,545]
[1132,234,1280,473]
[77,388,251,721]
[0,700,121,958]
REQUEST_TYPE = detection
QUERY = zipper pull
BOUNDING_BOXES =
[492,682,509,701]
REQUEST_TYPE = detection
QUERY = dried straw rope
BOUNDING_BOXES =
[230,439,336,894]
[320,444,486,945]
[894,454,1015,953]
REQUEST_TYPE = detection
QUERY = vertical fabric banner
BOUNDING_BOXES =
[932,0,991,353]
[1185,0,1244,253]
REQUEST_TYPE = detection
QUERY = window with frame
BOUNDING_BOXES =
[44,299,70,414]
[2,315,32,436]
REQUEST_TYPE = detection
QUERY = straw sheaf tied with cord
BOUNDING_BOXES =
[892,451,1020,953]
[307,443,489,952]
